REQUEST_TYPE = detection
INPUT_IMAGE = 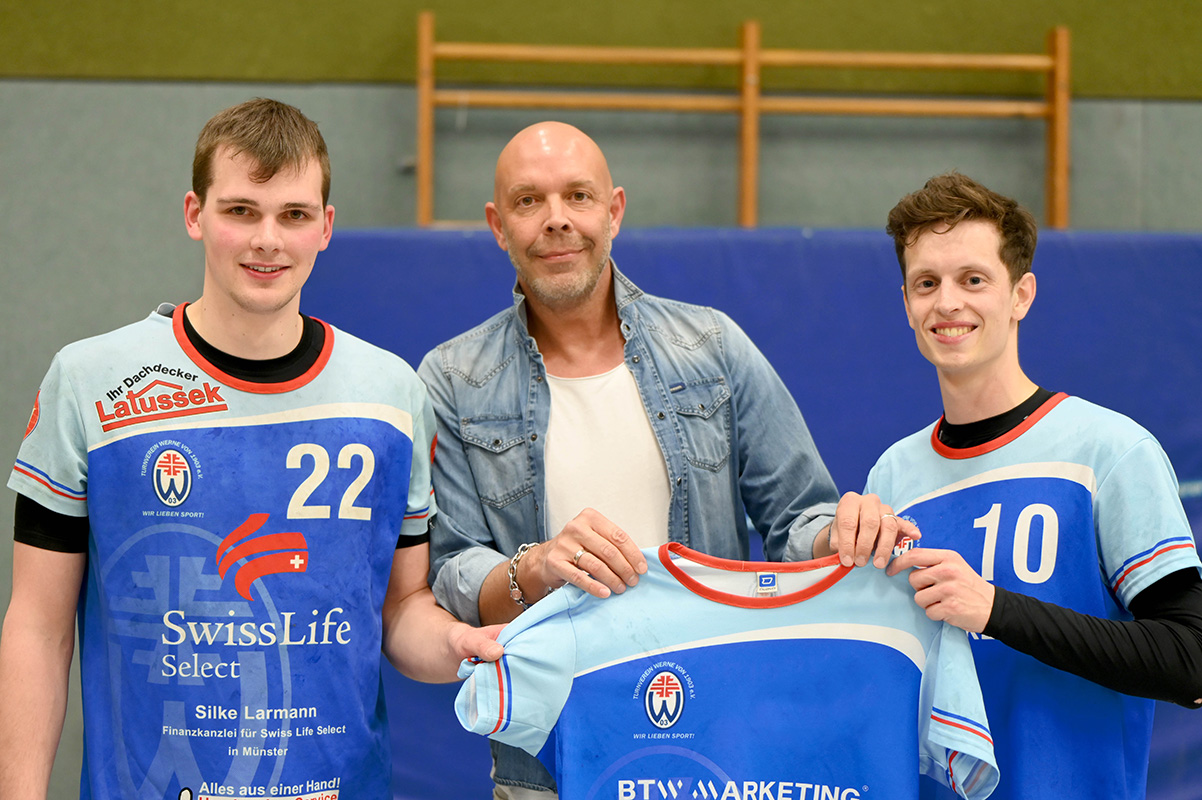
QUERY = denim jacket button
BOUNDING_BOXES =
[632,355,640,363]
[530,433,538,441]
[657,412,665,419]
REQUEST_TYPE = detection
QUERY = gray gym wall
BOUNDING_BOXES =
[3,1,1202,795]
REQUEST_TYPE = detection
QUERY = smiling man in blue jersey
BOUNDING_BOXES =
[0,98,501,800]
[847,172,1202,800]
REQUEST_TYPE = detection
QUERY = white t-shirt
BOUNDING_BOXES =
[545,364,670,548]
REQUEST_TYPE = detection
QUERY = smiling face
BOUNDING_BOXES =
[184,147,334,322]
[902,219,1035,387]
[485,122,625,312]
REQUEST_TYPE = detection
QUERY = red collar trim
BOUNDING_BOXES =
[172,303,334,395]
[657,542,850,609]
[931,391,1069,459]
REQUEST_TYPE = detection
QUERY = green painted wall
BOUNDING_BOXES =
[3,1,1201,99]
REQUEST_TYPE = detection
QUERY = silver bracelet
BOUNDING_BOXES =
[508,542,537,609]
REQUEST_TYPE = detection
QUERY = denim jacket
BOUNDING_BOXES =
[418,264,836,790]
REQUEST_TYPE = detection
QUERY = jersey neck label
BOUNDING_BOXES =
[755,572,778,597]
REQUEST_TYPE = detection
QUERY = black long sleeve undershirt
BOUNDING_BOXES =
[984,568,1202,708]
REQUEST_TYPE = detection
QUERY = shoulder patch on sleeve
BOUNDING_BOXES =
[24,391,40,438]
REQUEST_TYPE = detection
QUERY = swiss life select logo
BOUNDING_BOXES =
[217,513,310,601]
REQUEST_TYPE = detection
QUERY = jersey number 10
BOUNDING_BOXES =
[974,502,1059,584]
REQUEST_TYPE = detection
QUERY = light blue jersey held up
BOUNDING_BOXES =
[458,542,999,800]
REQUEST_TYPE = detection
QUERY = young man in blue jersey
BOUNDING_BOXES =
[419,120,918,798]
[0,98,501,800]
[850,172,1202,799]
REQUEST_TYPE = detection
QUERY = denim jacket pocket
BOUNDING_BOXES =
[670,377,732,471]
[460,415,533,508]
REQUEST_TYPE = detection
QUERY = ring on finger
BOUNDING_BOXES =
[881,514,898,521]
[572,548,587,566]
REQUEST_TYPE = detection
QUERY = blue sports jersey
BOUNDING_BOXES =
[457,542,999,800]
[865,393,1202,800]
[9,304,437,800]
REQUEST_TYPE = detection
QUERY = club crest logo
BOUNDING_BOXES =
[644,670,685,729]
[152,448,192,506]
[891,515,922,558]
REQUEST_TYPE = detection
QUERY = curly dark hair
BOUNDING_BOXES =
[886,172,1037,285]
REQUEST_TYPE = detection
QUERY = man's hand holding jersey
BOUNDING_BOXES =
[521,507,648,601]
[812,491,922,568]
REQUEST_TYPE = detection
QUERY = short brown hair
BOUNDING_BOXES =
[192,98,330,206]
[885,172,1037,285]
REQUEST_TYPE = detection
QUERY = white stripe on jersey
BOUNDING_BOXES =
[901,461,1097,511]
[576,622,926,678]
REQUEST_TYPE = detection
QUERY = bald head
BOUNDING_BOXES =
[493,122,614,205]
[485,121,626,313]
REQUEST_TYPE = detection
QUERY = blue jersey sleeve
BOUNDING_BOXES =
[9,353,90,517]
[401,385,439,538]
[919,621,999,799]
[455,589,579,756]
[1096,437,1200,607]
